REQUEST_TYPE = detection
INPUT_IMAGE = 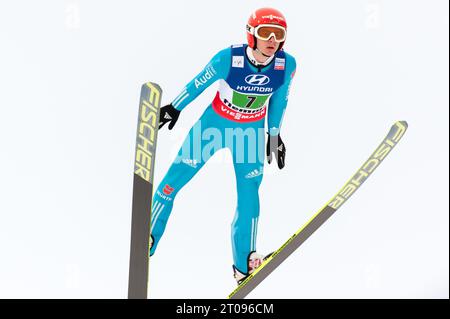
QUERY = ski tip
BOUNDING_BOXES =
[395,120,408,129]
[142,81,162,92]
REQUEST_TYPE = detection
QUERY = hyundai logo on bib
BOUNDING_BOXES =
[245,74,270,86]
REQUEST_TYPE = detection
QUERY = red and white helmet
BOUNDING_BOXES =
[246,7,288,51]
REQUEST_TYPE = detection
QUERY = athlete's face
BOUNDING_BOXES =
[256,36,280,56]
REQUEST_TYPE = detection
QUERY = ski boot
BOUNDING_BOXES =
[149,235,154,257]
[233,252,273,285]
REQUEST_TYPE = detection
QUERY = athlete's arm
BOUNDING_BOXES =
[171,48,231,111]
[159,48,231,130]
[266,54,296,169]
[266,54,297,136]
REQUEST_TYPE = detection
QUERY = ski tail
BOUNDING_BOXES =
[128,82,162,299]
[228,121,408,299]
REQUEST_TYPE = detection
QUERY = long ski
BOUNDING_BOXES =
[228,121,408,299]
[128,82,162,299]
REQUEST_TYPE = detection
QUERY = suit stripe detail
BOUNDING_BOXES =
[151,203,165,233]
[251,217,259,251]
[172,89,188,108]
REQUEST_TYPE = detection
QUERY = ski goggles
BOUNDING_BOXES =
[249,24,287,42]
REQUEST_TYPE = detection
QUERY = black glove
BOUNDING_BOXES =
[159,104,180,130]
[266,133,286,169]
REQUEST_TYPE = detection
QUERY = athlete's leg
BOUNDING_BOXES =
[229,126,265,274]
[150,111,217,255]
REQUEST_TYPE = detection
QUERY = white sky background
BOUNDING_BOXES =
[0,0,448,298]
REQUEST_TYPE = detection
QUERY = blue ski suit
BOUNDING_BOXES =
[150,44,296,274]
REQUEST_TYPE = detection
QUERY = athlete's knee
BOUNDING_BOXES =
[154,182,177,205]
[156,162,197,201]
[236,177,262,198]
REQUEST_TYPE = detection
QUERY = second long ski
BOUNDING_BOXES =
[229,121,408,299]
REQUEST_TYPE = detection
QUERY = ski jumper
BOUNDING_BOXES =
[150,44,296,274]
